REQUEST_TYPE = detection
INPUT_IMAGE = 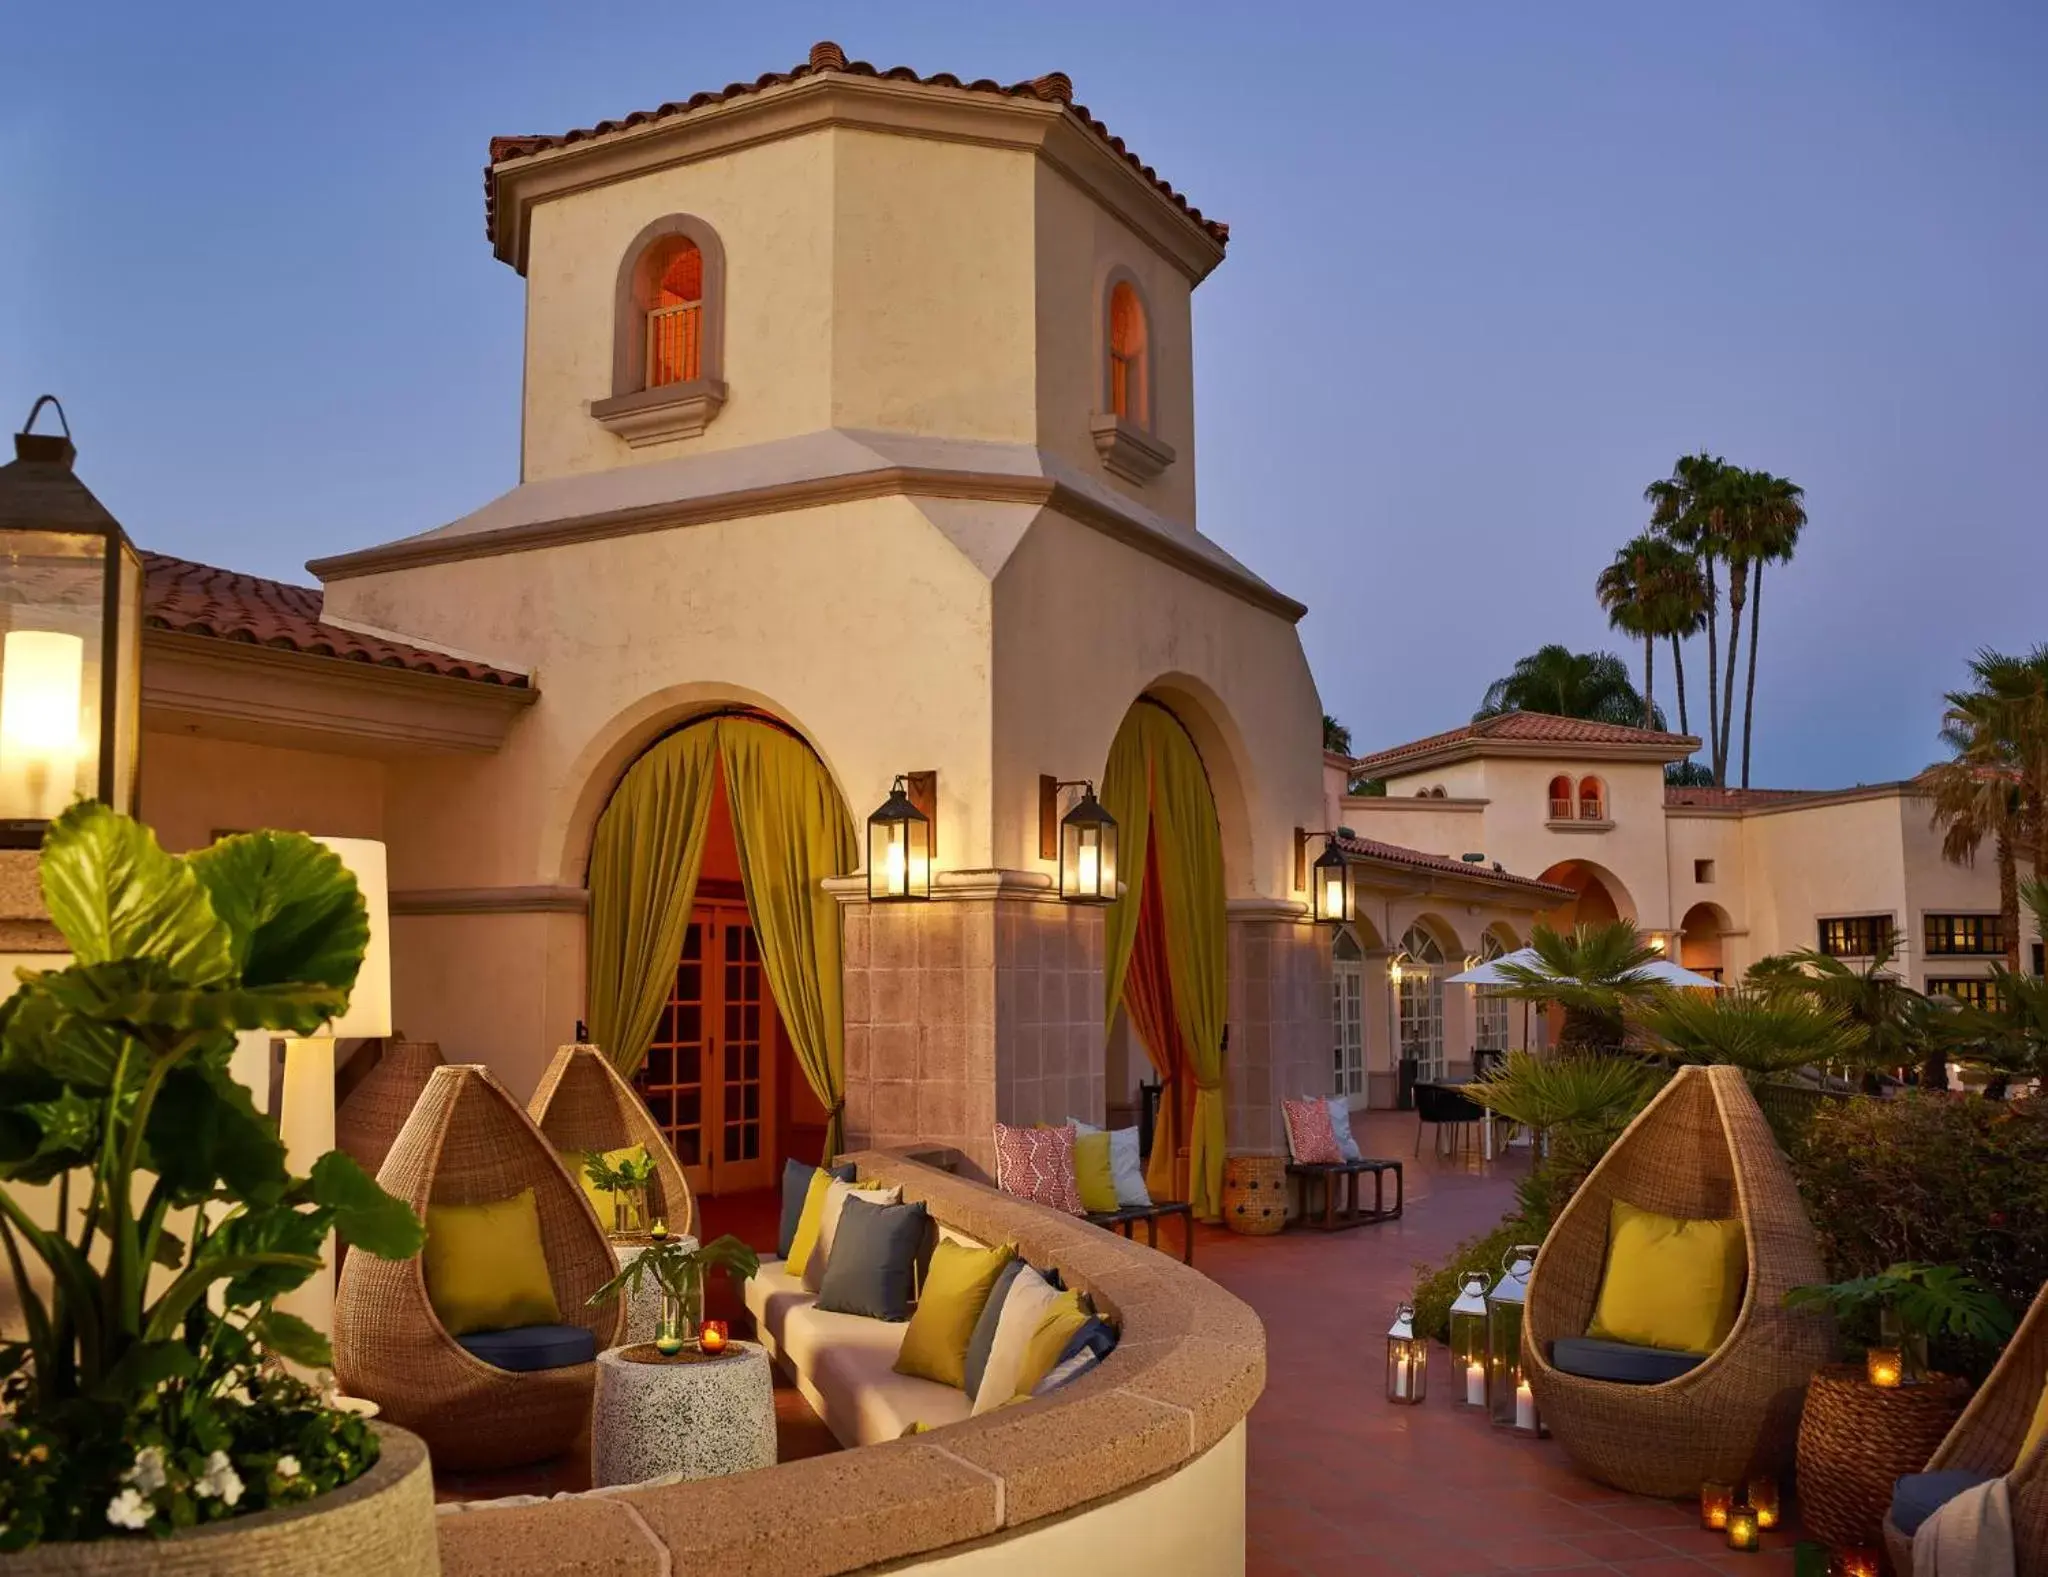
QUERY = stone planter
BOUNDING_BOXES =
[10,1423,438,1576]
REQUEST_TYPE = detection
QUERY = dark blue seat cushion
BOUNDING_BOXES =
[779,1159,857,1259]
[1890,1470,1996,1536]
[1551,1336,1706,1385]
[1058,1316,1119,1367]
[456,1323,598,1373]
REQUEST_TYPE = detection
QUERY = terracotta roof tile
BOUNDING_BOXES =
[1332,834,1573,899]
[483,41,1228,251]
[1349,711,1699,775]
[144,553,530,688]
[1662,785,1818,809]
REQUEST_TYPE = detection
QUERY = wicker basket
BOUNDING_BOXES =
[1222,1155,1287,1236]
[1796,1364,1969,1550]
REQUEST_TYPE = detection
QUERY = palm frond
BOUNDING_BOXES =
[1631,986,1868,1075]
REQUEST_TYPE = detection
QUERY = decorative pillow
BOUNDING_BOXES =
[784,1167,838,1281]
[803,1178,902,1293]
[992,1122,1084,1215]
[1324,1096,1363,1162]
[895,1239,1017,1388]
[1031,1347,1100,1398]
[1056,1315,1119,1369]
[425,1188,561,1337]
[816,1195,929,1321]
[962,1258,1027,1401]
[1282,1098,1344,1165]
[1072,1132,1120,1214]
[972,1264,1066,1414]
[567,1145,648,1222]
[779,1159,856,1259]
[1587,1199,1748,1355]
[1072,1119,1151,1208]
[1013,1290,1091,1399]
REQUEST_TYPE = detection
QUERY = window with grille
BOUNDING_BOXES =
[1924,913,2004,956]
[1928,976,2003,1012]
[1474,934,1511,1052]
[1397,926,1446,1082]
[1578,776,1606,821]
[1817,914,1893,958]
[1331,929,1365,1098]
[644,238,703,387]
[1547,775,1573,821]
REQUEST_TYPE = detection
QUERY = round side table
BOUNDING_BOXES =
[607,1236,699,1345]
[592,1341,776,1488]
[1222,1155,1287,1236]
[1794,1363,1968,1550]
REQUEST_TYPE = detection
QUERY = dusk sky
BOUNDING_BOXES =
[4,2,2042,788]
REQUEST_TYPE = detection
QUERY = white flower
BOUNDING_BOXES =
[122,1446,167,1495]
[275,1455,301,1480]
[193,1450,244,1508]
[106,1488,152,1531]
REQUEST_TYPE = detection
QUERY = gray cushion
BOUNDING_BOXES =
[814,1195,928,1321]
[456,1323,598,1373]
[963,1258,1027,1399]
[1059,1315,1118,1368]
[779,1159,856,1259]
[1551,1335,1706,1385]
[1891,1470,1996,1536]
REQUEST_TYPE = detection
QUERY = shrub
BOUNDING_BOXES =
[1411,1165,1568,1341]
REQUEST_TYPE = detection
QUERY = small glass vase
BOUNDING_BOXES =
[611,1185,649,1237]
[654,1265,703,1355]
[1878,1308,1929,1383]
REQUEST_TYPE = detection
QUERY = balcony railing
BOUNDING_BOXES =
[647,302,702,387]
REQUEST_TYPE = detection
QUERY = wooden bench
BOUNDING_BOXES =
[1285,1159,1403,1232]
[1085,1200,1195,1265]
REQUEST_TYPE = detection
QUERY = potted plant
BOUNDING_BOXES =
[0,804,433,1571]
[590,1233,758,1353]
[582,1146,659,1236]
[1787,1262,2015,1384]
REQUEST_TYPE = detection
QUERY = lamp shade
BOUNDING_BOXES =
[312,835,391,1038]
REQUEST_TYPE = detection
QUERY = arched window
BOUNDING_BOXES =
[1548,775,1574,821]
[1475,931,1512,1056]
[1578,776,1606,821]
[1109,280,1149,426]
[1396,925,1446,1082]
[594,215,728,445]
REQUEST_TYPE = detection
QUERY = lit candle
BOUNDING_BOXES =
[649,1219,668,1241]
[1393,1352,1411,1399]
[1078,841,1098,893]
[699,1319,729,1356]
[1726,1508,1760,1552]
[1746,1476,1780,1530]
[1700,1482,1735,1531]
[1514,1378,1536,1432]
[884,836,907,895]
[1833,1550,1879,1577]
[1466,1361,1486,1407]
[1866,1348,1903,1388]
[654,1331,683,1357]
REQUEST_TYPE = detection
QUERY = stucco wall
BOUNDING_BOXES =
[139,730,386,853]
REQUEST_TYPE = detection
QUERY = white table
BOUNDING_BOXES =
[592,1341,776,1488]
[609,1236,698,1345]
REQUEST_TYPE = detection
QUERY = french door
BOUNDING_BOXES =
[634,900,778,1196]
[1331,932,1365,1103]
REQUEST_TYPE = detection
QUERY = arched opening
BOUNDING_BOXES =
[1108,279,1150,426]
[1680,901,1731,983]
[1577,775,1607,821]
[1395,923,1447,1085]
[1548,774,1574,820]
[1332,928,1365,1104]
[1535,859,1635,932]
[638,236,704,387]
[585,709,856,1237]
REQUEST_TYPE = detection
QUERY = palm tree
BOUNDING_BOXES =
[1922,686,2025,976]
[1650,545,1709,741]
[1322,714,1352,754]
[1595,539,1660,729]
[1632,987,1869,1077]
[1969,646,2048,886]
[1475,645,1664,730]
[1746,939,1930,1085]
[1646,452,1735,778]
[1704,469,1806,788]
[1733,471,1807,788]
[1492,920,1666,1050]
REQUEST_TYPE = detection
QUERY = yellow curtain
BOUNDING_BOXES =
[586,724,719,1078]
[717,720,860,1160]
[1099,714,1154,1027]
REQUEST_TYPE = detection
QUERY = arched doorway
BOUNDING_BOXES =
[1473,927,1516,1063]
[1534,859,1636,933]
[1395,924,1447,1084]
[1679,902,1731,983]
[585,710,857,1213]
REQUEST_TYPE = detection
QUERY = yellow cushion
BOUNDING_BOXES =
[895,1240,1016,1389]
[1586,1200,1747,1355]
[566,1145,648,1221]
[424,1188,561,1337]
[1073,1132,1120,1214]
[2019,1375,2048,1464]
[1013,1290,1090,1399]
[784,1166,838,1281]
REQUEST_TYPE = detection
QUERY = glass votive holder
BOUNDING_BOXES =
[1746,1475,1780,1530]
[698,1318,730,1355]
[1700,1482,1736,1531]
[1726,1507,1761,1553]
[1865,1347,1904,1388]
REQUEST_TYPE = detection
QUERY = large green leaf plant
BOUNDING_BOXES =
[0,804,424,1548]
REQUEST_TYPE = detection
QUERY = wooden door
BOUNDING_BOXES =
[635,900,779,1196]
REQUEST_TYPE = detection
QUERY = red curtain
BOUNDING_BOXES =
[1122,826,1189,1201]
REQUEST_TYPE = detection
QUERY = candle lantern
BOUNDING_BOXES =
[1699,1482,1735,1531]
[1486,1244,1543,1434]
[1385,1303,1427,1405]
[1746,1476,1780,1530]
[1057,781,1118,904]
[1725,1506,1761,1553]
[1831,1551,1880,1577]
[0,398,143,847]
[866,775,931,901]
[698,1319,730,1356]
[1865,1347,1904,1388]
[1449,1271,1490,1408]
[1310,834,1352,925]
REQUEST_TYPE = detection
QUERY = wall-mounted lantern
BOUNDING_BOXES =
[867,773,933,902]
[1040,776,1117,904]
[0,398,143,848]
[1310,833,1351,926]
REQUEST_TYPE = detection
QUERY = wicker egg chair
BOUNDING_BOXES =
[1883,1279,2048,1577]
[1522,1064,1834,1498]
[528,1041,696,1240]
[335,1037,444,1180]
[332,1064,623,1472]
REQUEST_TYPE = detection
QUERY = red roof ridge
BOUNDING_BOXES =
[143,551,530,689]
[483,42,1228,251]
[1350,710,1699,774]
[1332,833,1574,898]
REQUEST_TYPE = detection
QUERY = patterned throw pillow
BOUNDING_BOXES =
[992,1122,1084,1215]
[1282,1097,1344,1165]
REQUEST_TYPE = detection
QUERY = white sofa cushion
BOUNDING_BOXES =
[972,1264,1067,1414]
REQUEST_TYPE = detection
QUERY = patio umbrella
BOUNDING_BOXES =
[1443,947,1723,990]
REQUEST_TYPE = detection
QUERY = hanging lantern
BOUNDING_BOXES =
[1449,1270,1490,1407]
[1057,782,1117,904]
[0,398,142,848]
[1385,1302,1427,1405]
[866,775,931,902]
[1311,834,1351,925]
[1486,1243,1543,1434]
